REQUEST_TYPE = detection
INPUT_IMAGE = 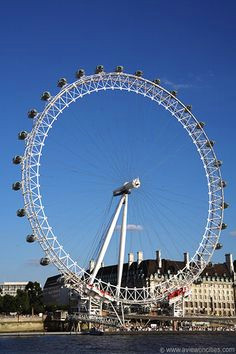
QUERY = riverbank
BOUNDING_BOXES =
[0,321,44,333]
[0,315,44,333]
[0,330,235,336]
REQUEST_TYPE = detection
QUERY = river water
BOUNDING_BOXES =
[0,333,235,353]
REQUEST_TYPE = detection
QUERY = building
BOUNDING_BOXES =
[0,282,28,296]
[184,254,235,316]
[43,275,70,307]
[43,251,236,317]
[43,274,79,311]
[95,251,236,316]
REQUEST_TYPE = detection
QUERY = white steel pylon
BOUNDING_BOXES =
[117,194,128,298]
[89,178,140,287]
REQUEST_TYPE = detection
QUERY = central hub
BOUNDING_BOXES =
[113,178,141,197]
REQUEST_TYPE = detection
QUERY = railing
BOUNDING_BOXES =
[67,313,120,327]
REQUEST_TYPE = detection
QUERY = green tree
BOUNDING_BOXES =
[15,290,30,314]
[0,294,3,313]
[25,281,44,315]
[2,295,16,314]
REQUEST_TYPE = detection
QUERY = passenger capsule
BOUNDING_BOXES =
[153,79,161,85]
[171,90,177,97]
[40,257,50,266]
[184,105,192,113]
[28,109,38,119]
[115,66,124,73]
[75,69,85,78]
[18,131,28,140]
[218,180,227,188]
[214,160,222,168]
[57,276,65,285]
[135,70,143,77]
[222,202,229,209]
[205,140,215,148]
[215,243,223,250]
[196,122,205,129]
[219,223,227,230]
[95,65,104,74]
[17,208,26,217]
[12,182,22,191]
[12,156,22,164]
[26,234,37,243]
[57,78,67,88]
[124,306,131,314]
[41,91,51,101]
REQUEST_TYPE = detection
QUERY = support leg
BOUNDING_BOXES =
[90,195,125,284]
[117,194,128,298]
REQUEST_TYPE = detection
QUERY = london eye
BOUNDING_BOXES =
[13,66,227,307]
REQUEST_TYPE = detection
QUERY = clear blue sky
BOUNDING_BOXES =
[0,0,235,286]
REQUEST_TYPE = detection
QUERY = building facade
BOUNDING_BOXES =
[43,252,236,317]
[0,282,28,296]
[183,254,235,316]
[95,250,236,316]
[43,275,70,307]
[43,274,79,311]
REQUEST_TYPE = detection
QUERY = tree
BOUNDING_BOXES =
[0,294,3,313]
[15,290,30,314]
[25,281,44,315]
[2,295,16,314]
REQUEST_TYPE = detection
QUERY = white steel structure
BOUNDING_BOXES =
[13,66,227,306]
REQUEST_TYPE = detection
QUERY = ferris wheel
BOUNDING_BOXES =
[13,65,228,305]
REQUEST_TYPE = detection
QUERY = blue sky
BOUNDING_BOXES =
[0,0,235,286]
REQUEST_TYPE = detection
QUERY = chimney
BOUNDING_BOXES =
[225,253,234,274]
[137,251,143,266]
[128,252,134,267]
[184,252,189,269]
[101,261,105,268]
[156,250,162,268]
[89,259,95,273]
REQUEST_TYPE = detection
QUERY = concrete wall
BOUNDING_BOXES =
[0,315,44,322]
[0,316,44,332]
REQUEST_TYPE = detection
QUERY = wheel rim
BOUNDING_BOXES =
[21,71,224,304]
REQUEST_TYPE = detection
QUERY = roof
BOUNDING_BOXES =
[43,274,61,289]
[96,257,233,282]
[201,262,232,277]
[0,282,28,286]
[97,259,187,278]
[45,256,235,289]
